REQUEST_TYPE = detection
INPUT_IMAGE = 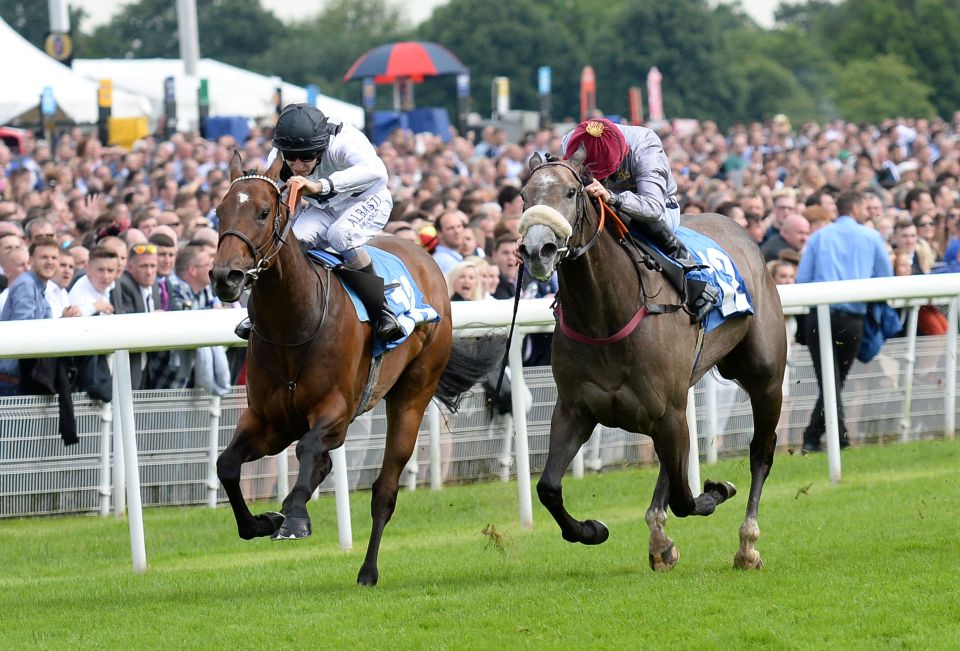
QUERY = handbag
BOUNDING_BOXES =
[917,304,948,336]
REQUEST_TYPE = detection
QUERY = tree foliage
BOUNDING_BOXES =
[590,0,749,126]
[5,0,960,127]
[249,0,411,104]
[417,0,583,119]
[0,0,89,50]
[832,55,937,124]
[83,0,284,64]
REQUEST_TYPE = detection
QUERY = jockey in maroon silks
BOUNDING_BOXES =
[562,118,718,322]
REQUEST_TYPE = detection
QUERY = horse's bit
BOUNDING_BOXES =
[217,174,294,282]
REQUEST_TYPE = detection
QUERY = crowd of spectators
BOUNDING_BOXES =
[2,111,960,398]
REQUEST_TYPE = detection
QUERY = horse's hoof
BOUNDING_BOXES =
[561,519,609,545]
[582,519,609,545]
[704,479,737,502]
[734,549,763,570]
[357,564,379,586]
[271,516,311,540]
[255,511,285,536]
[649,543,680,572]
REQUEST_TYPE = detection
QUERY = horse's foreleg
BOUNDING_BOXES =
[217,413,284,539]
[735,382,781,570]
[536,401,608,545]
[645,467,679,572]
[272,425,340,540]
[357,401,424,586]
[652,406,737,520]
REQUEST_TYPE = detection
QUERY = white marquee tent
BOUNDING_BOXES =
[0,18,152,125]
[73,58,364,131]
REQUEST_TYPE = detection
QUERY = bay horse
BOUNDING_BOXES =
[518,149,786,570]
[211,152,488,586]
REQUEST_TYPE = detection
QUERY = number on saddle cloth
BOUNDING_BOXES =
[305,247,441,353]
[627,227,754,332]
[673,227,754,331]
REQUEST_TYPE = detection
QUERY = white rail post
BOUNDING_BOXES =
[572,447,585,479]
[705,374,719,465]
[686,386,701,496]
[206,395,221,508]
[509,335,533,529]
[816,305,842,483]
[498,414,514,482]
[277,447,289,502]
[113,350,147,573]
[945,297,958,440]
[331,445,352,551]
[586,426,604,472]
[900,305,920,443]
[404,443,418,491]
[98,399,112,517]
[111,364,126,518]
[428,401,442,489]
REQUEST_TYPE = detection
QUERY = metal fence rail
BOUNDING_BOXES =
[1,335,952,518]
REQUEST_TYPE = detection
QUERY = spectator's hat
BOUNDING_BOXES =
[564,118,628,181]
[897,159,920,175]
[772,113,792,134]
[418,225,438,253]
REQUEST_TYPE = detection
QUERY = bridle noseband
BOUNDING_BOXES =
[524,160,604,263]
[217,174,294,282]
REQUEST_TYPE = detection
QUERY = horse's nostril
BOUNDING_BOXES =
[540,242,558,259]
[226,269,246,286]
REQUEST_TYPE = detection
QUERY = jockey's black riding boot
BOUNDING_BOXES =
[235,317,253,340]
[639,219,697,268]
[637,220,719,324]
[339,263,405,343]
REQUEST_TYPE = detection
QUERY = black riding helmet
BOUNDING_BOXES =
[273,103,330,154]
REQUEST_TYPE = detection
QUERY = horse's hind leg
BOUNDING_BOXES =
[718,318,786,569]
[357,395,430,586]
[216,412,285,539]
[644,405,737,571]
[272,423,343,540]
[733,375,782,570]
[536,401,608,545]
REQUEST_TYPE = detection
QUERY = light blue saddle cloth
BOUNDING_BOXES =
[306,247,441,355]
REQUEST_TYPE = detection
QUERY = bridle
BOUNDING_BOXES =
[523,159,606,264]
[217,174,294,282]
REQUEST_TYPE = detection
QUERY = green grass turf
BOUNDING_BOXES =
[1,440,958,649]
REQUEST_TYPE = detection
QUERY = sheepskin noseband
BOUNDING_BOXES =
[518,204,573,239]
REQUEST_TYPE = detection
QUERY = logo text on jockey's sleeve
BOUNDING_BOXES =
[702,247,750,316]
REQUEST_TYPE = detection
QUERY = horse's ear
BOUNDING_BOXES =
[529,152,544,172]
[569,142,587,166]
[229,151,242,181]
[266,151,284,180]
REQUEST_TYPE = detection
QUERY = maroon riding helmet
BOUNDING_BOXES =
[563,118,628,181]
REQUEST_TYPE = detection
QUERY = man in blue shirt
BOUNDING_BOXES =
[797,190,893,452]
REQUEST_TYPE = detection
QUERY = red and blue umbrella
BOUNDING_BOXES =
[343,41,467,84]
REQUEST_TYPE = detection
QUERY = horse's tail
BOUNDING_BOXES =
[434,335,504,412]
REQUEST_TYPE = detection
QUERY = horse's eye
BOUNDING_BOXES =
[258,208,270,221]
[567,188,577,199]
